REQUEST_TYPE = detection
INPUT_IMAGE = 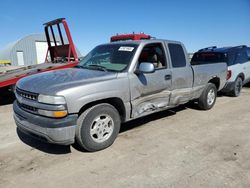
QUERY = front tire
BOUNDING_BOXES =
[76,103,121,152]
[231,77,243,97]
[198,83,217,110]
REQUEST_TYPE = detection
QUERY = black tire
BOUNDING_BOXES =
[198,83,217,110]
[231,77,243,97]
[76,103,121,152]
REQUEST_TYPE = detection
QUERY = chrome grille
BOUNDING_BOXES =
[16,88,38,101]
[17,101,38,113]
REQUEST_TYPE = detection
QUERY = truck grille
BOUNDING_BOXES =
[16,88,38,101]
[16,88,38,114]
[17,101,38,113]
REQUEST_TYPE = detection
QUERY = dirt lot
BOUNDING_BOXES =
[1,88,250,188]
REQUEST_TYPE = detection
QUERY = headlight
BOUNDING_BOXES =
[38,109,68,118]
[38,94,66,105]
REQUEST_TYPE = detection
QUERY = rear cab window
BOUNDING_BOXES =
[168,43,186,68]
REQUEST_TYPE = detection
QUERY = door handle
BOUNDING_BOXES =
[165,74,172,80]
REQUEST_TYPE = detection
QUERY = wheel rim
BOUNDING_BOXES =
[90,114,114,143]
[235,79,242,96]
[207,89,215,106]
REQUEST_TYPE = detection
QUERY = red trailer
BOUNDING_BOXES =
[0,18,79,90]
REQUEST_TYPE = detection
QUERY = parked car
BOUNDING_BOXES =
[13,39,227,151]
[191,45,250,97]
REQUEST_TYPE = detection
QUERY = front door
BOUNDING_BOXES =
[129,43,172,118]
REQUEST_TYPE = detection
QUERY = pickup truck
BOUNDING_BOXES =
[13,39,227,151]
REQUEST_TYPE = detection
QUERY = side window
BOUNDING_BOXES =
[235,50,248,64]
[247,49,250,61]
[168,43,186,68]
[227,52,236,66]
[138,43,167,69]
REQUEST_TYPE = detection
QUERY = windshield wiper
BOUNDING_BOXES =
[87,64,108,72]
[75,64,108,72]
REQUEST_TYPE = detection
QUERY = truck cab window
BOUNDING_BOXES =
[168,43,186,68]
[138,43,167,69]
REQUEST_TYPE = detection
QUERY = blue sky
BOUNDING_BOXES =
[0,0,249,54]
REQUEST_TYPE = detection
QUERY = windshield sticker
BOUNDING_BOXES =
[118,46,134,52]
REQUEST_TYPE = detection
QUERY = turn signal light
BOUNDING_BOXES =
[38,109,68,118]
[53,111,68,118]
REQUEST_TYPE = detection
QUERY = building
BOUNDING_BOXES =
[0,34,82,66]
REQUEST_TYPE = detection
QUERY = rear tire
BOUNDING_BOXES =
[76,103,121,152]
[198,83,217,110]
[231,77,243,97]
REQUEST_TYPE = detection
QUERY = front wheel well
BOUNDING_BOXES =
[208,77,220,90]
[78,98,126,122]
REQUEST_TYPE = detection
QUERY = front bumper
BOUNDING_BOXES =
[13,101,77,145]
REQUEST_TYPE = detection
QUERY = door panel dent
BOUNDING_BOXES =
[131,90,171,118]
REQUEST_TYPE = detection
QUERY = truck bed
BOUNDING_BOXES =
[192,62,227,91]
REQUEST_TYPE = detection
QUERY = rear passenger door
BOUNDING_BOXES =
[167,43,193,105]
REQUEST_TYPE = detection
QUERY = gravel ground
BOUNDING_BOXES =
[1,88,250,188]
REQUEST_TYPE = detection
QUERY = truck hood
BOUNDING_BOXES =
[17,68,118,94]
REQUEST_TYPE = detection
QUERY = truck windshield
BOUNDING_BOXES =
[191,52,227,65]
[77,44,138,72]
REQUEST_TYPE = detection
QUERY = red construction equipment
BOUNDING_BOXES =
[0,18,79,89]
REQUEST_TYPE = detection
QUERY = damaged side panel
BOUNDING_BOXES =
[130,85,204,119]
[129,67,172,119]
[169,88,192,106]
[169,86,204,106]
[131,90,171,118]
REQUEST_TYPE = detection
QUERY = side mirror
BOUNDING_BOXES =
[136,62,155,74]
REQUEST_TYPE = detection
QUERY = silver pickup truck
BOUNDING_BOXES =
[13,39,227,151]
